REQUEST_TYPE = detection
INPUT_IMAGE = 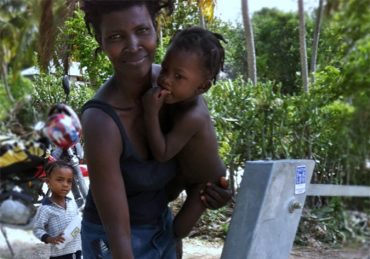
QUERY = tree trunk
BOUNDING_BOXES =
[198,6,206,28]
[1,62,14,103]
[229,167,236,195]
[298,0,309,92]
[197,0,216,28]
[298,0,312,159]
[61,0,80,75]
[241,0,257,85]
[39,0,55,72]
[310,0,325,83]
[159,25,163,49]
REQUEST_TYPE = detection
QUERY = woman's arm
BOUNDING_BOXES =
[171,178,232,240]
[82,108,133,259]
[201,177,232,209]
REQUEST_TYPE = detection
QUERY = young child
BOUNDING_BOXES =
[142,26,227,238]
[33,160,81,259]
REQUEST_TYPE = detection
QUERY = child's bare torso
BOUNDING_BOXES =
[174,97,226,184]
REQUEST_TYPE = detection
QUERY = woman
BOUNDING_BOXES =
[80,1,230,258]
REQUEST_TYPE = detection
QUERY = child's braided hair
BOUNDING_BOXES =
[45,160,74,177]
[168,26,226,84]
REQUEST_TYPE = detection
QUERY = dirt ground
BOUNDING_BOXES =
[0,228,369,259]
[182,238,370,259]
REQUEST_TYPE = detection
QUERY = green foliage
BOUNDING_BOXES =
[296,200,370,246]
[329,0,370,56]
[156,0,201,66]
[195,205,232,240]
[0,84,6,120]
[31,71,94,117]
[208,19,247,79]
[0,0,39,73]
[61,9,113,89]
[160,0,200,37]
[0,70,93,134]
[252,8,314,94]
[154,36,171,64]
[341,36,370,93]
[1,0,369,246]
[31,72,69,116]
[207,70,369,190]
[208,79,288,168]
[206,72,369,242]
[0,76,35,129]
[311,0,370,188]
[0,95,39,135]
[9,73,34,99]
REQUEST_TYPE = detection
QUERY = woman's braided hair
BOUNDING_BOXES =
[81,0,175,44]
[168,26,226,84]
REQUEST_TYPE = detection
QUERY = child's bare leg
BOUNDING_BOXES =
[173,184,205,239]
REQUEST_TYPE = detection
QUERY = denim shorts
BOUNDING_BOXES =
[81,208,176,259]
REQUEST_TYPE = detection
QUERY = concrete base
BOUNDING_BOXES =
[221,160,315,259]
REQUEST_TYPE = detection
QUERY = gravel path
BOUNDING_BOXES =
[0,227,369,259]
[0,228,224,259]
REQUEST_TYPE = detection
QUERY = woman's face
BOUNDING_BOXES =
[99,5,157,78]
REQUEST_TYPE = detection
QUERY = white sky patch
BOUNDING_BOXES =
[215,0,320,24]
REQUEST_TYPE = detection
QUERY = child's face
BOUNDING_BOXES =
[158,49,209,104]
[47,167,73,198]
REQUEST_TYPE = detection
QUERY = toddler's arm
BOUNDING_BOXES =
[142,87,201,162]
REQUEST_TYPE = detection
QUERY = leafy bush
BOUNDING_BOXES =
[0,76,33,110]
[296,202,370,246]
[61,10,113,89]
[203,67,369,242]
[31,71,94,117]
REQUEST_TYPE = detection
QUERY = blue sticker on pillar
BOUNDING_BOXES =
[295,165,306,194]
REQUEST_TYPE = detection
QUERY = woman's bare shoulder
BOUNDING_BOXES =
[81,107,118,139]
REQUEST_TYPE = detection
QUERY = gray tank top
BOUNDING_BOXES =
[81,100,177,225]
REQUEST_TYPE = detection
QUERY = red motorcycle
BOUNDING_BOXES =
[44,102,89,208]
[0,76,88,256]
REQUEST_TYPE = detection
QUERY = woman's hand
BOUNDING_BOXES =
[200,177,232,210]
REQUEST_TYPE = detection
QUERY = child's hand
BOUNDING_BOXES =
[200,177,232,210]
[46,234,65,244]
[142,87,170,114]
